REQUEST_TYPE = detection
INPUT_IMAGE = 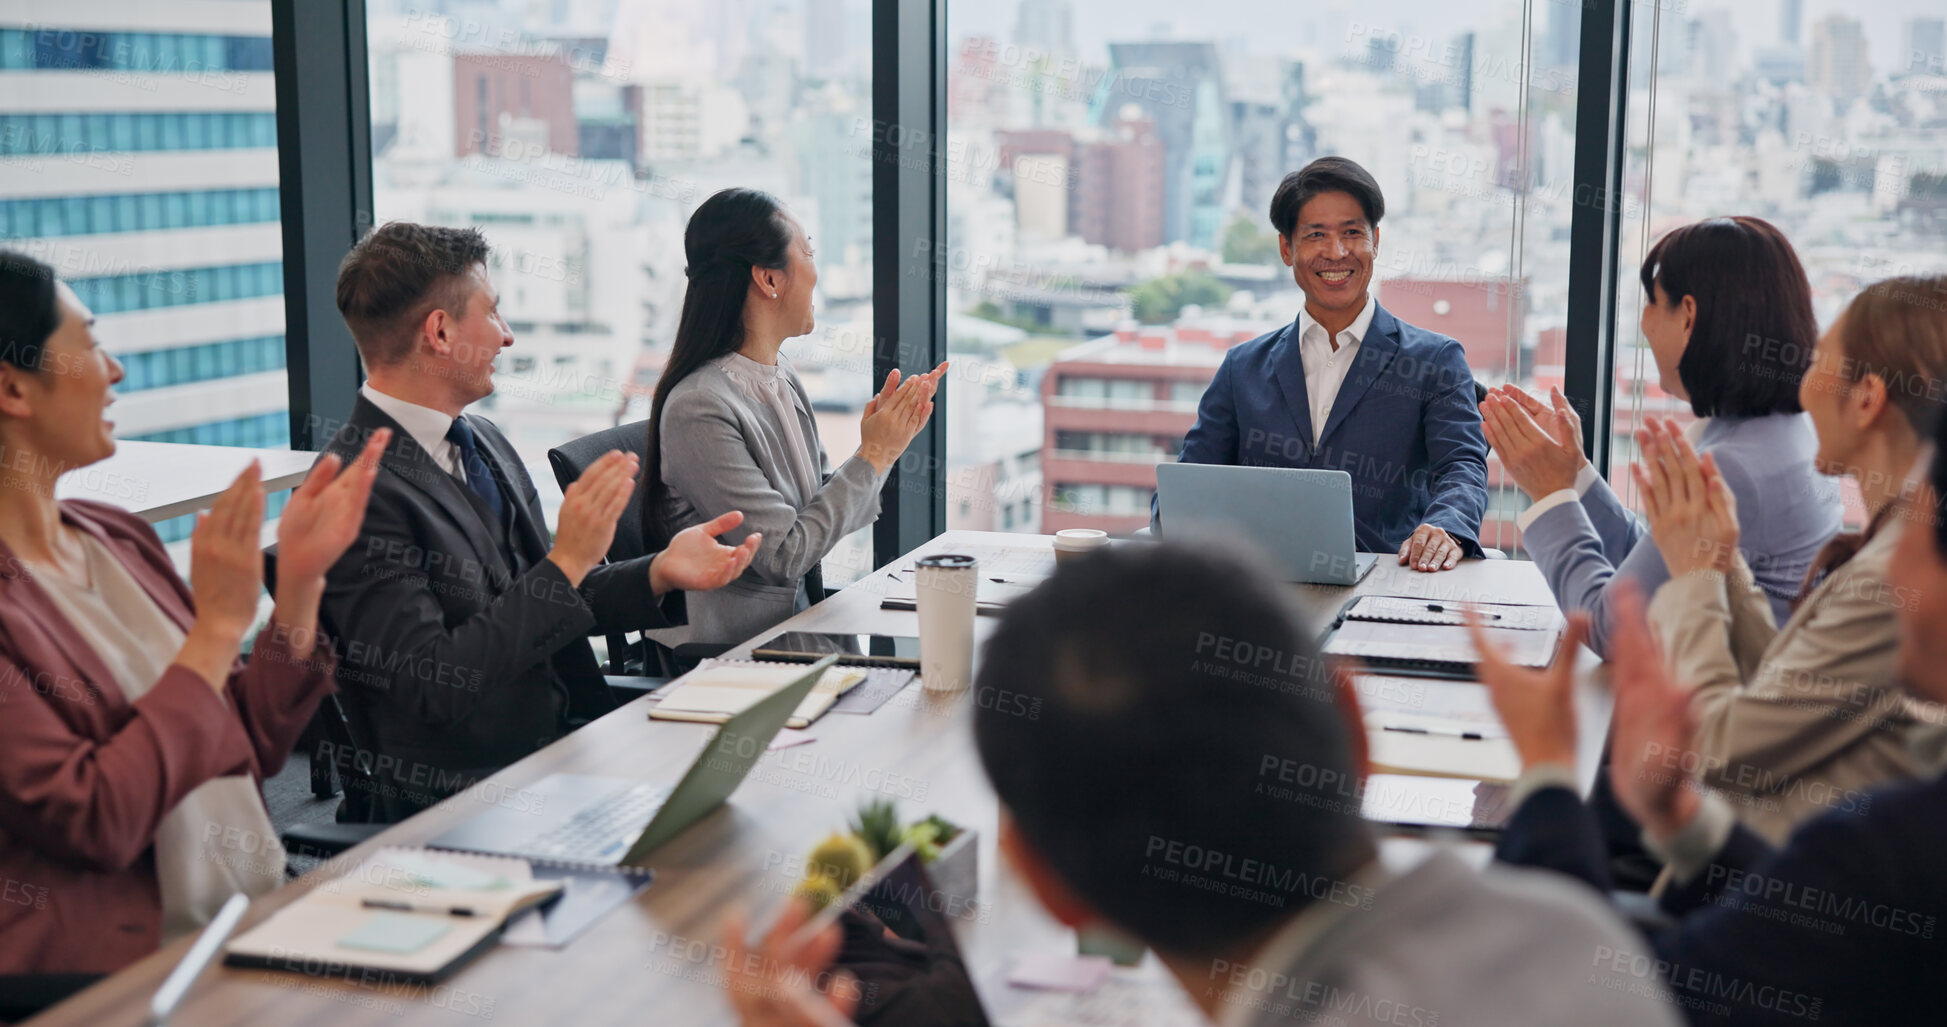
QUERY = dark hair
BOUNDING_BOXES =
[1269,156,1385,238]
[0,250,61,375]
[643,188,793,548]
[972,544,1373,957]
[335,221,492,368]
[1639,216,1815,418]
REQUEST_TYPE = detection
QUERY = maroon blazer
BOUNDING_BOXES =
[0,500,335,975]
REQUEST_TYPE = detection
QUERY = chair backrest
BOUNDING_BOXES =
[548,419,651,562]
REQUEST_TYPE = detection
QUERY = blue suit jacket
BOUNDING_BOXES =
[1162,302,1489,554]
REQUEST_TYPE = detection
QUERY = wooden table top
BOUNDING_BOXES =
[30,532,1604,1027]
[55,440,317,523]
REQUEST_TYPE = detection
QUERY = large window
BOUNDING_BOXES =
[366,0,877,582]
[945,0,1583,552]
[0,6,290,545]
[1608,2,1947,526]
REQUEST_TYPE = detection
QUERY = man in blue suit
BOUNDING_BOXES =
[1159,156,1488,571]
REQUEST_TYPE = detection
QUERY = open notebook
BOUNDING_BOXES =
[225,848,564,982]
[648,660,868,729]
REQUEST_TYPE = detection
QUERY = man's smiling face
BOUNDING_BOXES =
[1279,189,1377,325]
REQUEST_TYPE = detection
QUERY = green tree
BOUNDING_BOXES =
[1220,214,1281,265]
[1129,270,1234,324]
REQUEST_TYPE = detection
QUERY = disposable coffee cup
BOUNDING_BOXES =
[915,554,978,693]
[1052,528,1110,565]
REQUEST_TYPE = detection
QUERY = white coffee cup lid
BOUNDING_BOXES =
[1053,528,1109,550]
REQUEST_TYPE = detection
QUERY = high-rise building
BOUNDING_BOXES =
[0,4,293,539]
[454,52,578,157]
[1903,18,1946,76]
[1780,0,1803,46]
[1809,14,1871,106]
[1105,41,1229,249]
[1547,3,1580,69]
[1073,109,1165,253]
[1014,0,1075,58]
[803,0,844,78]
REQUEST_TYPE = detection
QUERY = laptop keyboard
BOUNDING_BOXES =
[525,783,669,862]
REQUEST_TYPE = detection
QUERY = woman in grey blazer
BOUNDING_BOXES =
[646,189,947,645]
[1481,217,1843,658]
[1627,276,1947,841]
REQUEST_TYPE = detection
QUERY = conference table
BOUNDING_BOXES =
[53,440,317,523]
[30,531,1608,1026]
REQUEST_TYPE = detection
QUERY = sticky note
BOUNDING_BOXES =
[337,912,453,954]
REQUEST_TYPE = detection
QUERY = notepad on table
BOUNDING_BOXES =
[648,660,868,729]
[225,848,562,981]
[1324,620,1563,677]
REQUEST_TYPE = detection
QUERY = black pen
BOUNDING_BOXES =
[1381,724,1487,741]
[361,898,482,917]
[1426,602,1499,620]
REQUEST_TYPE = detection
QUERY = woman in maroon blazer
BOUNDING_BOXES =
[0,252,388,977]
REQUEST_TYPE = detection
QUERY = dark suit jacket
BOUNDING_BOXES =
[315,396,678,822]
[0,501,334,974]
[1163,302,1489,555]
[1498,782,1946,1024]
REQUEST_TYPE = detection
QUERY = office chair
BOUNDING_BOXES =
[547,421,731,699]
[0,974,103,1021]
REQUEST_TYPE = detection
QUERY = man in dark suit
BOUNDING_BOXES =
[1158,156,1488,571]
[316,222,761,822]
[1469,409,1947,1023]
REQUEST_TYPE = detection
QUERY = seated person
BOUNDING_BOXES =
[648,188,946,645]
[1483,216,1842,655]
[319,222,761,822]
[1620,277,1947,840]
[1471,364,1947,1024]
[721,544,1680,1027]
[1158,156,1488,572]
[0,251,384,975]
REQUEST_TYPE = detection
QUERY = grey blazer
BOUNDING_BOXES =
[657,360,885,645]
[1234,851,1679,1027]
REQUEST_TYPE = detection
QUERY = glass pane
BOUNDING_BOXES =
[947,1,1577,550]
[1610,2,1947,530]
[367,0,877,579]
[3,4,291,454]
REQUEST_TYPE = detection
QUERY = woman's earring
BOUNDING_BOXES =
[772,292,778,299]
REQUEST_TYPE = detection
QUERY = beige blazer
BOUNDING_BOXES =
[1648,517,1947,842]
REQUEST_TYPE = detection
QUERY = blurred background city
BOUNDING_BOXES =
[3,0,1944,572]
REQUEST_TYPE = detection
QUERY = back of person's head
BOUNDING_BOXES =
[335,221,492,370]
[1269,156,1385,239]
[973,544,1373,958]
[1834,275,1947,436]
[1639,216,1815,418]
[0,250,60,376]
[644,188,794,546]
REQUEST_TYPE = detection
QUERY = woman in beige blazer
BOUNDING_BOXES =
[1630,275,1947,841]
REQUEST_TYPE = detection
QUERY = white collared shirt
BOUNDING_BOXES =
[1296,294,1377,444]
[361,383,466,481]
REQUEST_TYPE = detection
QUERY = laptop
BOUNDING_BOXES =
[430,655,837,867]
[1155,464,1380,585]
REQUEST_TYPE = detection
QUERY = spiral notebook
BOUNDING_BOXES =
[648,660,869,728]
[1323,620,1563,678]
[225,848,571,981]
[1343,595,1564,632]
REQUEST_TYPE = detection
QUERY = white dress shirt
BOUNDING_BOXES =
[1296,295,1378,445]
[361,383,465,481]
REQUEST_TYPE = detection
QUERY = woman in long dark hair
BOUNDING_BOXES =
[648,188,945,644]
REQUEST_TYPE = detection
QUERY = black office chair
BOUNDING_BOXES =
[547,421,729,701]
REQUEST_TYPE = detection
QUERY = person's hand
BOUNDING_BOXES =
[1466,608,1589,771]
[649,510,763,595]
[275,429,390,588]
[547,449,637,587]
[719,900,861,1027]
[1632,418,1738,577]
[858,361,948,474]
[1398,524,1463,572]
[177,462,271,691]
[1480,385,1588,500]
[1604,582,1703,841]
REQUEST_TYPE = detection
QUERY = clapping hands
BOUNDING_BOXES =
[1632,418,1739,577]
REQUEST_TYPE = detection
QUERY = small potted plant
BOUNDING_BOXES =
[790,800,978,913]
